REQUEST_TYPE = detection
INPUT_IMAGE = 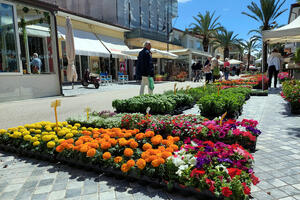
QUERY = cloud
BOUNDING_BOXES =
[178,0,192,3]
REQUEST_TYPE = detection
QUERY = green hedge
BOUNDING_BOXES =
[112,93,194,115]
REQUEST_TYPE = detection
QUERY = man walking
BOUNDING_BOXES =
[137,41,154,95]
[211,55,220,82]
[267,48,281,88]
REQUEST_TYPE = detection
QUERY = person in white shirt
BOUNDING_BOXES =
[267,48,281,88]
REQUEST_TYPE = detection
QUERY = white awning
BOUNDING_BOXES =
[263,16,300,44]
[26,25,50,37]
[97,34,136,59]
[170,48,212,57]
[57,26,110,57]
[229,59,243,65]
[122,48,178,59]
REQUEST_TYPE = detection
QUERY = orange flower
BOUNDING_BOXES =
[135,133,144,140]
[56,145,64,153]
[124,132,132,138]
[109,138,117,146]
[167,136,174,142]
[127,159,135,167]
[173,136,180,142]
[80,145,89,153]
[158,158,165,165]
[114,156,123,163]
[145,131,154,137]
[141,152,149,160]
[75,140,83,146]
[121,163,130,173]
[170,144,178,151]
[82,130,92,136]
[102,152,111,160]
[89,142,99,149]
[119,138,128,146]
[66,138,74,144]
[142,143,152,151]
[101,142,111,150]
[151,159,161,167]
[124,148,133,157]
[93,134,99,138]
[158,146,165,151]
[165,147,174,153]
[130,141,139,149]
[66,144,74,150]
[162,151,172,159]
[136,158,146,170]
[87,148,96,157]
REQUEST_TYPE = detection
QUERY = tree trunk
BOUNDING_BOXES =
[247,52,251,71]
[224,47,229,60]
[203,37,209,52]
[263,42,268,73]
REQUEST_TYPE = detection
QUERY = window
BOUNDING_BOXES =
[16,4,54,74]
[189,39,194,49]
[0,2,20,73]
[196,41,203,51]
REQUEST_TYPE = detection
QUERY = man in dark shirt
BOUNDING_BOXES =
[194,60,203,82]
[137,41,154,95]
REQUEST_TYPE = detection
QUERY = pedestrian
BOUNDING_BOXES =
[203,56,212,84]
[194,60,203,82]
[211,55,220,82]
[267,48,281,88]
[236,64,241,76]
[137,41,154,95]
[223,58,230,80]
[191,62,196,81]
[30,53,42,74]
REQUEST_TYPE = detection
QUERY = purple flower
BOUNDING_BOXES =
[217,158,233,164]
[196,157,211,169]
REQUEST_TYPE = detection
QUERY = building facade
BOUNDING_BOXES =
[0,0,61,102]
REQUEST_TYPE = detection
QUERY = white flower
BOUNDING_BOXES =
[189,157,197,166]
[176,164,189,177]
[191,141,198,147]
[172,157,185,167]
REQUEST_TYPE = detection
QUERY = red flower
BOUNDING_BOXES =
[227,168,242,179]
[221,187,233,197]
[251,173,260,185]
[242,182,251,195]
[190,169,205,178]
[205,178,215,193]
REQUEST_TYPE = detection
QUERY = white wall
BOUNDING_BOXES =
[0,74,60,102]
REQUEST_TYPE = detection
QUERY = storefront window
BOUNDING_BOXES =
[16,4,54,74]
[0,2,20,73]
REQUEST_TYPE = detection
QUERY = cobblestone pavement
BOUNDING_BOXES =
[0,87,300,200]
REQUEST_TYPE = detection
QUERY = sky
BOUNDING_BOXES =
[175,0,296,40]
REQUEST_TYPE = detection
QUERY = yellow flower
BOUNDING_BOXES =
[71,126,77,130]
[31,137,38,142]
[58,130,66,137]
[74,123,81,128]
[33,141,40,146]
[42,135,51,142]
[71,130,78,135]
[23,135,32,141]
[62,121,68,126]
[0,129,6,134]
[58,139,65,143]
[82,127,87,130]
[88,127,93,131]
[29,129,35,133]
[35,134,41,138]
[67,125,72,128]
[13,131,22,138]
[47,141,56,148]
[65,133,74,139]
[22,131,30,136]
[17,126,24,129]
[34,130,41,134]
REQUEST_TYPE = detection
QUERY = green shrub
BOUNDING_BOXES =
[112,93,194,115]
[198,92,245,119]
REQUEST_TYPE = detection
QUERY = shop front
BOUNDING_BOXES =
[0,0,60,102]
[56,13,134,82]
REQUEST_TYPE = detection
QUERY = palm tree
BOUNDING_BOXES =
[240,38,260,70]
[213,29,240,60]
[242,0,287,71]
[187,11,222,52]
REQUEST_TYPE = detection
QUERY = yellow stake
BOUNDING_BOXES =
[174,83,177,95]
[85,107,91,121]
[220,112,227,126]
[51,100,61,132]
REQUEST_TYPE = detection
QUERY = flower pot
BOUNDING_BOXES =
[290,103,300,114]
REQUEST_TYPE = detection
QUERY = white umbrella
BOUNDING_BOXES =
[229,59,243,65]
[65,17,78,85]
[122,48,178,59]
[255,58,262,64]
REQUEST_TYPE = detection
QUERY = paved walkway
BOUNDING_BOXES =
[0,81,203,129]
[0,85,300,200]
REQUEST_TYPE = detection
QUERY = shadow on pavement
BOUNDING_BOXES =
[0,151,201,200]
[287,127,300,138]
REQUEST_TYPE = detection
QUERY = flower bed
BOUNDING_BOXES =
[112,93,194,115]
[278,72,291,83]
[0,121,259,199]
[121,114,260,152]
[281,80,300,114]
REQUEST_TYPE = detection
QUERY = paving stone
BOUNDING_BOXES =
[279,185,300,196]
[267,188,289,199]
[99,191,116,200]
[82,182,97,195]
[0,191,17,200]
[280,177,300,185]
[38,178,55,187]
[81,193,98,200]
[2,183,23,193]
[52,183,67,191]
[48,190,66,200]
[65,188,82,198]
[33,185,53,194]
[31,193,49,200]
[269,178,288,187]
[279,197,296,200]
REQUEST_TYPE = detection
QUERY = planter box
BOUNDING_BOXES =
[290,103,300,114]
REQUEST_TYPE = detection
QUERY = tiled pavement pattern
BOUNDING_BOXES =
[0,88,299,200]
